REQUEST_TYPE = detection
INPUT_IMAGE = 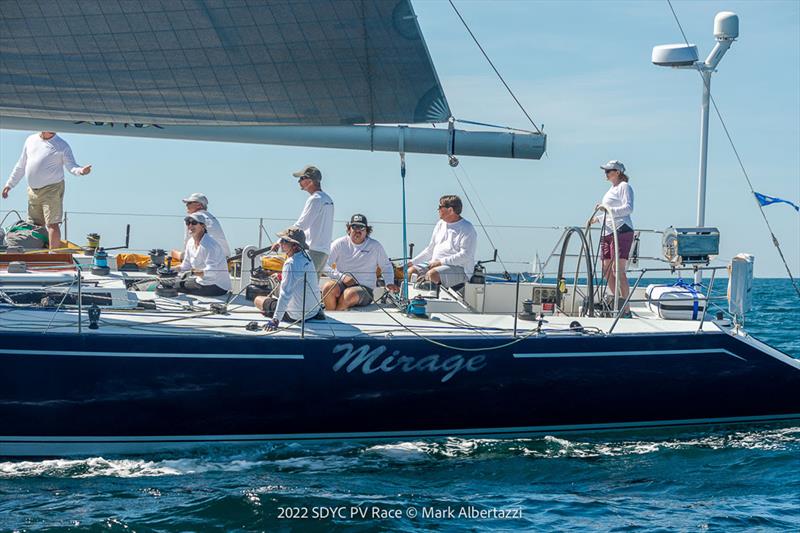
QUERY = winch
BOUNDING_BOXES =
[155,257,179,297]
[84,233,101,255]
[147,249,166,275]
[245,267,279,301]
[91,247,110,275]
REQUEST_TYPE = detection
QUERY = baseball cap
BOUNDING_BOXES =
[182,192,209,208]
[349,213,368,226]
[292,165,322,182]
[185,212,209,225]
[600,160,626,173]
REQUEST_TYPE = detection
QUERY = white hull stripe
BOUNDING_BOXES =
[0,349,303,360]
[2,414,799,445]
[514,348,745,361]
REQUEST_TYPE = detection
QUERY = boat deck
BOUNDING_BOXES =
[0,293,727,340]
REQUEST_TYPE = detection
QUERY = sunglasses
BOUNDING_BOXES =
[604,169,617,174]
[350,224,367,230]
[438,204,451,209]
[184,218,201,226]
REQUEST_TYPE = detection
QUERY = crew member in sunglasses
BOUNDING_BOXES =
[322,214,399,311]
[177,212,231,297]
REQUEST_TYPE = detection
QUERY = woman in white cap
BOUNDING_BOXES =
[594,160,635,316]
[177,212,231,297]
[182,192,231,258]
[255,226,322,330]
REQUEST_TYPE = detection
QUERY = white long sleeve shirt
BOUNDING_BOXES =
[412,218,478,274]
[294,190,334,253]
[600,181,635,235]
[183,209,231,257]
[327,235,395,290]
[5,134,84,190]
[273,252,320,322]
[181,233,232,291]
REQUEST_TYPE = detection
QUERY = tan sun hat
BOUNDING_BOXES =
[276,226,308,249]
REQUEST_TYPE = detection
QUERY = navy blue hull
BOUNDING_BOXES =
[1,331,799,446]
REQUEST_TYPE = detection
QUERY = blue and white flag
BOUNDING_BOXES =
[754,192,799,212]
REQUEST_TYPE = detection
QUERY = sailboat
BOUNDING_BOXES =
[1,0,798,457]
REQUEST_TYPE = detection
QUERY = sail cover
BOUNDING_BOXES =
[0,0,450,126]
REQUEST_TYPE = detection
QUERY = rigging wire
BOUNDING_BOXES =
[453,118,539,135]
[666,0,800,298]
[447,0,543,136]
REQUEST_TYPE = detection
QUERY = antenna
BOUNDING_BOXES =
[652,11,739,284]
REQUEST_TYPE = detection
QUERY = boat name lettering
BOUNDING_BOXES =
[332,343,486,383]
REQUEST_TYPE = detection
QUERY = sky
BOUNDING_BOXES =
[1,0,798,277]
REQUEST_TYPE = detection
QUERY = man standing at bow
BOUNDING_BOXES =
[2,132,92,250]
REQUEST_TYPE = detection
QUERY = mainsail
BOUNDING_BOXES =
[0,0,449,126]
[0,0,545,160]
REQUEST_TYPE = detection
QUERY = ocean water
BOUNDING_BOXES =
[1,278,798,532]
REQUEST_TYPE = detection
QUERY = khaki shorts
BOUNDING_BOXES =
[28,181,65,226]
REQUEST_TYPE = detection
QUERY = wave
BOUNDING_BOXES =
[2,426,798,479]
[0,455,264,479]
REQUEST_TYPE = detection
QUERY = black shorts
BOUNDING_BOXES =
[177,278,228,297]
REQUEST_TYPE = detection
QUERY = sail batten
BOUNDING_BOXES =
[0,0,450,126]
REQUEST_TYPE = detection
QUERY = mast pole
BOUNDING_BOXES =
[697,70,712,230]
[695,70,712,286]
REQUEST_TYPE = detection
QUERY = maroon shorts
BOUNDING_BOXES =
[600,231,634,260]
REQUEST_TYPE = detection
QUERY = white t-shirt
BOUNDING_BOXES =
[5,134,84,190]
[327,235,395,290]
[181,233,231,291]
[412,218,478,273]
[274,252,320,322]
[600,181,634,235]
[184,209,231,257]
[294,190,334,253]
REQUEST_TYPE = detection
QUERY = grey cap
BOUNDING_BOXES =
[600,160,626,173]
[182,192,209,208]
[185,212,209,225]
[292,165,322,182]
[276,226,308,249]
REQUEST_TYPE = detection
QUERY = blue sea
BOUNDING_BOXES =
[1,279,798,532]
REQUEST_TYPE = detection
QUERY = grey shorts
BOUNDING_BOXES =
[417,264,467,288]
[337,283,374,307]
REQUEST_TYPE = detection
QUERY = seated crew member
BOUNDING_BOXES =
[255,226,322,330]
[181,192,231,258]
[322,214,399,311]
[407,194,478,288]
[177,212,231,297]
